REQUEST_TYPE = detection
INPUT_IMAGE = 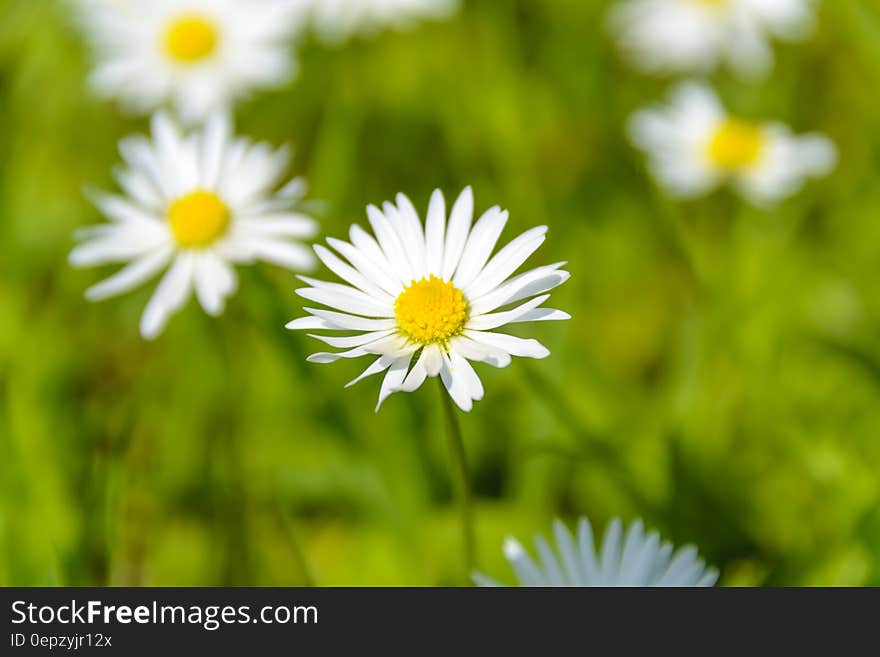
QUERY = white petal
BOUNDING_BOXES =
[302,308,396,332]
[118,135,171,199]
[367,204,414,283]
[422,343,443,376]
[375,354,413,411]
[200,110,231,189]
[314,244,394,301]
[139,253,195,339]
[70,226,168,267]
[398,349,429,392]
[470,264,569,315]
[296,281,394,318]
[307,347,372,363]
[439,351,475,411]
[383,201,420,278]
[598,519,623,584]
[349,224,401,286]
[452,206,508,290]
[286,316,334,331]
[577,517,599,585]
[449,336,512,368]
[553,520,584,586]
[534,536,565,586]
[464,330,550,359]
[85,245,173,301]
[511,308,571,323]
[326,237,401,297]
[424,189,446,274]
[502,537,545,586]
[237,214,318,239]
[244,238,315,271]
[654,545,700,585]
[307,329,395,349]
[465,226,547,300]
[467,294,550,331]
[346,355,394,388]
[88,191,163,226]
[114,167,162,211]
[449,349,484,402]
[395,192,426,276]
[193,251,236,316]
[441,187,474,280]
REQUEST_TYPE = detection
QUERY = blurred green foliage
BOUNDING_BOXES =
[2,0,880,586]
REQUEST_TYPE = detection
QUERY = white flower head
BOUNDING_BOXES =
[70,111,318,339]
[306,0,459,44]
[608,0,818,78]
[627,82,836,205]
[474,517,720,587]
[76,0,310,122]
[287,187,570,412]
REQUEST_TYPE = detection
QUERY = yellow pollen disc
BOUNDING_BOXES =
[694,0,728,7]
[167,190,230,248]
[395,275,469,346]
[706,118,765,171]
[164,15,218,63]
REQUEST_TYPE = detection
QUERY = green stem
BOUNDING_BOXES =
[437,379,476,578]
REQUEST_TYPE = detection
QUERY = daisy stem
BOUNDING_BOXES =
[437,379,476,577]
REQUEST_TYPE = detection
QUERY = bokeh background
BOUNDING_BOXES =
[2,0,880,586]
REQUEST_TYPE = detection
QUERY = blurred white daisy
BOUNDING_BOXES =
[306,0,459,44]
[474,517,720,587]
[286,187,570,412]
[608,0,817,78]
[627,82,836,205]
[70,112,318,339]
[76,0,308,121]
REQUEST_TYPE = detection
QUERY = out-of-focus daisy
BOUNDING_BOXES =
[627,83,836,205]
[70,112,318,339]
[608,0,817,78]
[76,0,308,121]
[286,187,569,412]
[305,0,459,44]
[474,517,719,587]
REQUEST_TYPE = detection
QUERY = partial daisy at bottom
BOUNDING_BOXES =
[286,187,570,412]
[628,82,836,205]
[70,111,318,339]
[474,517,719,587]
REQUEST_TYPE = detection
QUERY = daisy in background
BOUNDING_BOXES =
[70,112,318,339]
[76,0,310,121]
[305,0,459,44]
[627,82,836,205]
[608,0,818,78]
[286,187,570,412]
[474,517,719,587]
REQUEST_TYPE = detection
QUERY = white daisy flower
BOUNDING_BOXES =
[70,111,318,339]
[608,0,817,78]
[305,0,459,44]
[76,0,309,122]
[474,517,720,587]
[627,82,836,205]
[286,187,570,412]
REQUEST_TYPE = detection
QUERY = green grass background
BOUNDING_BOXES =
[2,0,880,586]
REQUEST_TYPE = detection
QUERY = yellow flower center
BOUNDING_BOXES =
[395,275,469,346]
[706,118,765,171]
[167,190,230,248]
[164,15,219,63]
[694,0,728,8]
